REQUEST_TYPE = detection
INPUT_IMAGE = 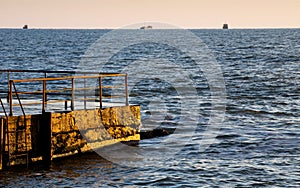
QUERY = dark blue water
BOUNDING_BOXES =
[0,28,299,187]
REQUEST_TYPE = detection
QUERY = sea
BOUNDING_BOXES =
[0,28,299,187]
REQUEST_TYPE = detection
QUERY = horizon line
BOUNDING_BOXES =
[0,26,299,30]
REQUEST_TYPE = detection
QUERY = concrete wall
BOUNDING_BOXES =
[0,105,141,169]
[50,106,141,156]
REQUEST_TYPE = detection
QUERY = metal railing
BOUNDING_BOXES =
[0,70,129,116]
[0,99,7,118]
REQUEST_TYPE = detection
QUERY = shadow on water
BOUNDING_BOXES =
[0,152,115,187]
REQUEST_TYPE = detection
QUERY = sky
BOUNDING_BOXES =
[0,0,299,29]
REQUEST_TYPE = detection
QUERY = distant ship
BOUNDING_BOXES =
[222,24,229,29]
[23,25,28,29]
[140,25,152,30]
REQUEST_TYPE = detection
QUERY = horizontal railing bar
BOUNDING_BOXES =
[11,102,42,106]
[76,98,126,103]
[102,84,126,89]
[99,95,126,99]
[11,95,125,106]
[11,91,72,96]
[11,99,71,106]
[0,69,121,75]
[11,74,127,83]
[44,84,126,92]
[76,98,99,101]
[10,93,124,100]
[4,92,126,98]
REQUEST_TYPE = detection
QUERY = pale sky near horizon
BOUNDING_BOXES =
[1,0,299,29]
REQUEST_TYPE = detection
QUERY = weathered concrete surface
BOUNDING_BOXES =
[51,106,140,156]
[3,115,36,166]
[0,105,141,169]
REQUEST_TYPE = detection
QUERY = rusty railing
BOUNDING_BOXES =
[0,70,129,116]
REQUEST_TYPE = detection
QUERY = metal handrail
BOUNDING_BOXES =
[0,69,125,95]
[0,99,7,119]
[10,81,26,117]
[11,74,127,83]
[7,73,129,116]
[0,69,122,75]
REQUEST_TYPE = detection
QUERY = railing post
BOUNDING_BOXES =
[84,76,86,110]
[65,100,68,110]
[44,72,47,102]
[9,80,12,116]
[0,118,3,170]
[125,74,129,106]
[71,78,74,111]
[7,71,10,103]
[42,80,46,113]
[99,76,102,109]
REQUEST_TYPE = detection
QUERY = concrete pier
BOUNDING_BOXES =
[0,70,141,170]
[0,106,140,169]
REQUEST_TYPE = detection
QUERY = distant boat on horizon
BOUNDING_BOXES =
[222,24,229,29]
[23,25,28,29]
[140,25,152,30]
